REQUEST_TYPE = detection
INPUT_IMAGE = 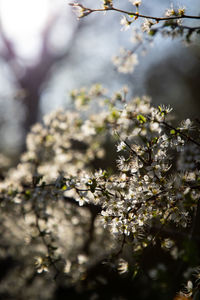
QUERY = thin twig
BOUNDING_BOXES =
[71,4,200,22]
[161,121,200,148]
[35,214,60,279]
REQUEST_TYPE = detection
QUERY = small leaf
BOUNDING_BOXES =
[170,129,176,135]
[137,114,147,124]
[149,29,157,36]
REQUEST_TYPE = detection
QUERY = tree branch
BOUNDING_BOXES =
[69,3,200,22]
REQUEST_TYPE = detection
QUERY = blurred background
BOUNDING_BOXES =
[0,0,200,163]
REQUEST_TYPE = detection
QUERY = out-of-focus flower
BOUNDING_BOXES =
[117,141,126,152]
[120,16,132,31]
[179,119,194,131]
[118,258,129,274]
[129,0,142,7]
[35,256,49,273]
[112,48,139,73]
[141,19,156,33]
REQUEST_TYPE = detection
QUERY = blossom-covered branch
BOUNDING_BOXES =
[69,1,200,75]
[69,2,200,22]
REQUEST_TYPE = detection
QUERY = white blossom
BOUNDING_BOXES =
[129,0,142,7]
[120,16,131,31]
[112,48,139,73]
[141,19,156,33]
[180,118,194,131]
[118,258,129,274]
[116,141,126,152]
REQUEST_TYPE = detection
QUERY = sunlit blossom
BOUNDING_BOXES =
[120,16,132,31]
[141,19,156,33]
[116,141,126,152]
[118,258,129,274]
[129,0,142,7]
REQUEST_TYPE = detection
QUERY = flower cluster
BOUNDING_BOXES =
[1,87,200,293]
[1,86,200,299]
[69,1,200,74]
[69,2,92,19]
[112,48,139,73]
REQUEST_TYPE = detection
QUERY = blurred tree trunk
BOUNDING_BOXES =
[0,13,82,151]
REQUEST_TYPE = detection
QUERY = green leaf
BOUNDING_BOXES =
[148,29,157,36]
[137,114,147,124]
[152,137,158,144]
[62,185,67,191]
[25,190,31,199]
[170,129,176,135]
